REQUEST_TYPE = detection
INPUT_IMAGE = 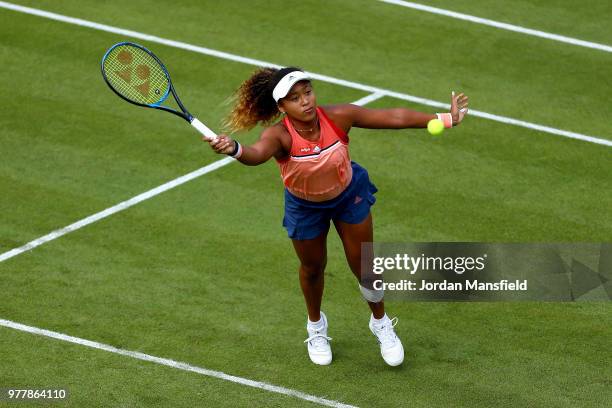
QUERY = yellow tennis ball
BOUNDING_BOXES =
[427,119,445,136]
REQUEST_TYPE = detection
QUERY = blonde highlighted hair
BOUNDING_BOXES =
[224,66,304,133]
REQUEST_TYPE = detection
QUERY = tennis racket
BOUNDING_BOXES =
[101,41,217,141]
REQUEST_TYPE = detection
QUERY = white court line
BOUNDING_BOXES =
[0,319,358,408]
[0,157,233,263]
[0,1,610,147]
[378,0,612,53]
[351,92,385,106]
[0,92,377,263]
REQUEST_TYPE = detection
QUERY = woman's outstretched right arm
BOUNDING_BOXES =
[206,127,283,166]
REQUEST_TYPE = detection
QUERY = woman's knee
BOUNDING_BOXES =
[300,258,327,279]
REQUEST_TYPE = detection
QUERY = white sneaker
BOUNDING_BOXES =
[304,311,332,365]
[369,314,404,366]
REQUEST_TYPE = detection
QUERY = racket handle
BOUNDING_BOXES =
[191,117,218,141]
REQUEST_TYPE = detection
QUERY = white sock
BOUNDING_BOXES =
[371,313,388,326]
[308,316,325,330]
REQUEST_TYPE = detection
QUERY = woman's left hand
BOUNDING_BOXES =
[450,91,469,126]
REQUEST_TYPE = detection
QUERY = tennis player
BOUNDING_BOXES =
[207,67,468,366]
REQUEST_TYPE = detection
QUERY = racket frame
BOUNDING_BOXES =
[101,42,192,120]
[101,42,217,141]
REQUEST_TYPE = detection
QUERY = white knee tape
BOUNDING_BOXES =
[359,284,384,303]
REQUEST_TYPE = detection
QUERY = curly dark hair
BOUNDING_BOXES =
[224,66,305,133]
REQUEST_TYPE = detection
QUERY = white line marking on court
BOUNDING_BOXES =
[0,157,235,263]
[0,318,358,408]
[0,1,609,147]
[351,92,385,106]
[378,0,612,53]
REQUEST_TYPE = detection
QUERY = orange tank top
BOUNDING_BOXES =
[276,107,352,202]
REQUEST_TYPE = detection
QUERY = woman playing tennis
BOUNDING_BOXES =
[207,67,469,366]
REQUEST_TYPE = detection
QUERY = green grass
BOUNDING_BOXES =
[1,1,611,407]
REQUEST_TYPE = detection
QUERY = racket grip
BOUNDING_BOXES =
[191,117,218,141]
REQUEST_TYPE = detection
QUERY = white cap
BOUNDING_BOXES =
[272,70,310,103]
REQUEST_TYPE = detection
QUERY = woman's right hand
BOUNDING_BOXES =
[206,134,236,155]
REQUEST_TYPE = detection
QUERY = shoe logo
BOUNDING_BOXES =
[354,195,362,204]
[313,145,321,153]
[300,147,311,152]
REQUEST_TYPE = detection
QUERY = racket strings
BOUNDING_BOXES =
[103,45,170,105]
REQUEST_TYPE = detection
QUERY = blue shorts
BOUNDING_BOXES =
[282,161,378,240]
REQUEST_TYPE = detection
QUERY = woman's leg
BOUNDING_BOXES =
[333,213,385,318]
[334,212,404,366]
[293,229,333,365]
[291,229,329,322]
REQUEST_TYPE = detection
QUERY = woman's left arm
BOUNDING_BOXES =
[333,91,469,129]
